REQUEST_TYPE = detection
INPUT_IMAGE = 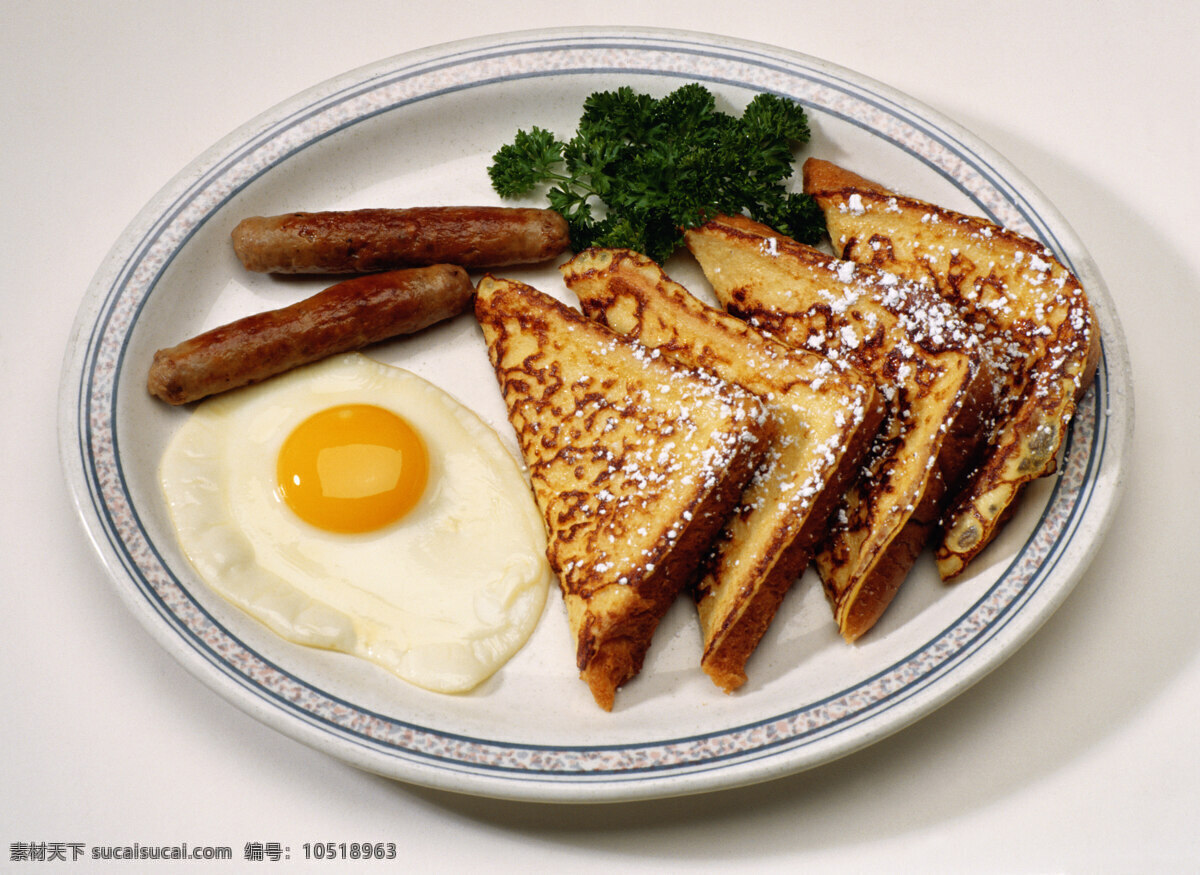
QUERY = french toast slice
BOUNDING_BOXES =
[685,214,987,641]
[474,275,773,709]
[561,248,883,691]
[803,158,1101,578]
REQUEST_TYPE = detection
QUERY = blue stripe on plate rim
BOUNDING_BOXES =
[60,27,1128,800]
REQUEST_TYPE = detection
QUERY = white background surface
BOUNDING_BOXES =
[4,1,1198,871]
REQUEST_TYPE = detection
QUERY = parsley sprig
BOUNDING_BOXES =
[488,83,824,263]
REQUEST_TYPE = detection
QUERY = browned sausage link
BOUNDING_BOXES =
[231,206,570,273]
[147,264,473,405]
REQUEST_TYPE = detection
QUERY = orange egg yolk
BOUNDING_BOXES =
[276,404,428,534]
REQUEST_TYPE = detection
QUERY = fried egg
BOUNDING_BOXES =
[158,352,552,693]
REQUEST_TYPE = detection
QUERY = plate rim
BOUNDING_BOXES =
[57,25,1134,803]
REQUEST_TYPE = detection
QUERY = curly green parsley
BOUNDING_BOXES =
[487,83,823,263]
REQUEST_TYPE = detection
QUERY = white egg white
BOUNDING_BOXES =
[158,352,552,694]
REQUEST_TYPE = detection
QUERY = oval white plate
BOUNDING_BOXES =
[59,27,1132,803]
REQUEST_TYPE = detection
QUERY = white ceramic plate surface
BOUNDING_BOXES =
[59,27,1132,803]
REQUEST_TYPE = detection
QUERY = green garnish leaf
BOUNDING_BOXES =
[487,127,566,198]
[487,83,823,262]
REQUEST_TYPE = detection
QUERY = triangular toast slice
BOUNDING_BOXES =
[474,275,773,709]
[685,214,988,641]
[561,248,883,691]
[803,158,1101,578]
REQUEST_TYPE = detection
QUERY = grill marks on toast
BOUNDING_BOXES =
[802,158,1100,578]
[560,248,882,691]
[685,214,983,641]
[474,275,773,709]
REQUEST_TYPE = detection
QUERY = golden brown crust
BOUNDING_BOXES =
[802,158,1100,579]
[473,275,772,709]
[685,214,981,641]
[561,248,882,690]
[231,206,570,273]
[146,264,473,405]
[698,388,884,684]
[802,158,890,198]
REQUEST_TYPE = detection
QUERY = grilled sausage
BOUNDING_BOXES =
[231,206,570,274]
[147,264,473,405]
